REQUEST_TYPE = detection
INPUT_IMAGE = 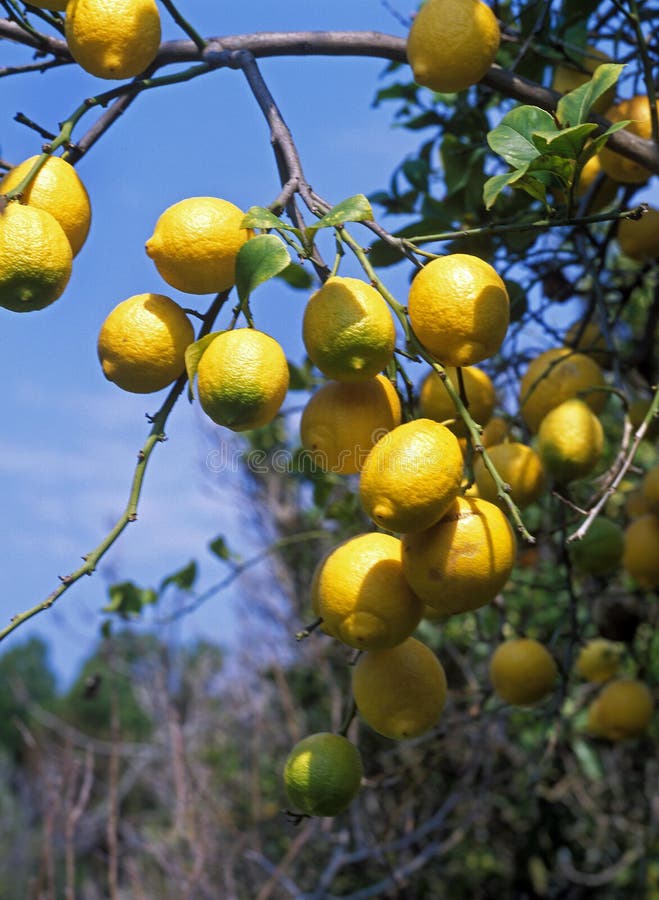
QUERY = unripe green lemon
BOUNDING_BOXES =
[569,519,624,577]
[283,733,362,817]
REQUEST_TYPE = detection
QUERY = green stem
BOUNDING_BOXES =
[158,0,206,52]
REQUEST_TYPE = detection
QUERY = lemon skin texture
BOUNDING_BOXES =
[0,202,72,313]
[97,293,194,393]
[622,513,659,589]
[359,418,464,534]
[65,0,162,81]
[283,732,362,817]
[401,495,516,616]
[489,638,557,706]
[419,365,496,436]
[311,532,423,651]
[196,329,289,432]
[537,398,604,484]
[569,519,624,577]
[407,0,500,94]
[302,276,396,382]
[145,197,250,295]
[618,208,659,262]
[300,375,401,475]
[1,155,91,257]
[587,678,654,741]
[474,442,546,510]
[519,348,606,433]
[575,639,622,683]
[408,254,509,367]
[352,637,448,740]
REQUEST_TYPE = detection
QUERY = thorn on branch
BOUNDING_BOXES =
[137,449,145,461]
[127,513,138,522]
[58,574,74,585]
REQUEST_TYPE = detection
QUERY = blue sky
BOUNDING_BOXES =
[1,2,420,685]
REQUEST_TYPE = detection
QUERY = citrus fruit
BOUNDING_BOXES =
[599,96,659,184]
[489,638,557,706]
[196,329,289,431]
[641,465,659,514]
[587,678,654,740]
[299,375,401,475]
[575,638,622,683]
[97,293,194,393]
[145,197,250,294]
[401,495,516,616]
[302,276,396,382]
[481,415,509,447]
[625,488,652,519]
[519,347,607,433]
[418,365,496,436]
[552,46,615,114]
[283,732,362,816]
[359,418,464,533]
[617,208,659,261]
[0,155,91,256]
[473,442,546,510]
[65,0,161,80]
[352,637,448,739]
[564,320,611,368]
[406,0,500,93]
[537,398,604,484]
[569,518,624,577]
[311,532,423,651]
[408,254,509,367]
[622,513,659,589]
[0,202,72,312]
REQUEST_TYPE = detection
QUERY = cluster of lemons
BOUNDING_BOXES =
[0,0,656,819]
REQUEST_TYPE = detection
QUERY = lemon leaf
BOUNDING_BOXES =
[486,106,556,167]
[184,332,222,402]
[532,123,598,158]
[307,194,374,235]
[556,63,624,126]
[103,581,157,619]
[483,167,529,210]
[160,560,197,592]
[241,206,300,236]
[235,233,291,305]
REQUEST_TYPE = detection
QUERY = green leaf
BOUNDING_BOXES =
[287,360,315,391]
[532,122,598,158]
[241,206,285,230]
[276,262,314,290]
[401,158,430,191]
[184,332,221,401]
[160,560,197,592]
[307,194,373,235]
[483,168,528,210]
[103,582,157,619]
[487,106,557,167]
[573,737,603,781]
[588,119,633,155]
[556,63,624,126]
[209,535,231,560]
[235,233,291,305]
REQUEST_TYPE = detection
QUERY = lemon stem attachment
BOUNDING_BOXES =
[296,617,323,641]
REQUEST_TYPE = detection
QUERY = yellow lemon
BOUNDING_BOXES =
[359,418,464,533]
[408,254,510,367]
[641,465,659,514]
[401,495,516,616]
[519,347,606,433]
[489,638,557,706]
[196,328,289,431]
[406,0,500,93]
[299,375,401,475]
[575,639,623,683]
[622,513,659,589]
[283,732,362,817]
[552,46,616,114]
[537,398,604,483]
[418,365,496,436]
[352,637,447,739]
[474,442,546,509]
[65,0,161,80]
[302,276,396,382]
[587,678,653,740]
[618,208,659,261]
[564,320,611,369]
[625,488,652,519]
[311,532,423,651]
[569,518,624,577]
[599,96,659,184]
[97,293,194,393]
[145,197,250,295]
[0,202,72,312]
[481,415,509,447]
[0,155,91,256]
